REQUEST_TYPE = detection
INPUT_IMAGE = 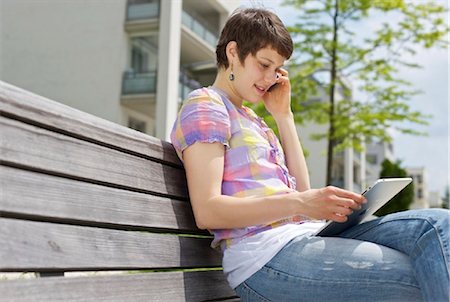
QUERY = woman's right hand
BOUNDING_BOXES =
[293,186,366,222]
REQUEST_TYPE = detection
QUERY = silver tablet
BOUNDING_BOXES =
[315,178,413,237]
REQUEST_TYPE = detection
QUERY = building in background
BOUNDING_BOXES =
[296,77,370,193]
[1,0,239,140]
[365,143,437,209]
[428,191,443,208]
[365,141,395,185]
[407,167,430,209]
[298,122,369,193]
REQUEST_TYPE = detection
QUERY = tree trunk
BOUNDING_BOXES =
[326,0,339,186]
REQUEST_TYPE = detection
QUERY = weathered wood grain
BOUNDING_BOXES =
[0,116,188,199]
[0,165,200,233]
[0,81,182,166]
[0,271,237,302]
[0,218,221,271]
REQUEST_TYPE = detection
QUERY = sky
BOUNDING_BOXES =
[240,0,449,194]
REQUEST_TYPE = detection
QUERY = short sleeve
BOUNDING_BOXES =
[170,89,231,162]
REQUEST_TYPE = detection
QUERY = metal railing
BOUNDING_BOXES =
[126,0,159,21]
[122,69,202,98]
[122,70,157,95]
[181,10,218,48]
[126,0,218,48]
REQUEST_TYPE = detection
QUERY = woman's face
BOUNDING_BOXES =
[233,46,286,104]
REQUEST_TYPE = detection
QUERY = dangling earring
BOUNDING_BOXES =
[229,64,235,81]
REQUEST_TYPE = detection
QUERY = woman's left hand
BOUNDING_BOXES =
[262,68,292,119]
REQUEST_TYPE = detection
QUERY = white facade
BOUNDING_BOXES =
[297,117,368,192]
[1,0,239,139]
[365,141,395,186]
[1,0,128,123]
[407,167,430,209]
[428,191,443,208]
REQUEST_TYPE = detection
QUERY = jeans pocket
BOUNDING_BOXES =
[235,282,271,302]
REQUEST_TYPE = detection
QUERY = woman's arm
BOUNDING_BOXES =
[183,141,365,230]
[262,68,310,191]
[274,112,310,192]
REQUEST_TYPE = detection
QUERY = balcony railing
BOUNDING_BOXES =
[126,0,159,21]
[126,1,217,48]
[181,10,218,48]
[122,71,157,95]
[122,69,202,98]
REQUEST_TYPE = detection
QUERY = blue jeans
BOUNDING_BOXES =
[235,209,450,301]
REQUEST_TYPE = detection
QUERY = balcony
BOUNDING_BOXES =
[120,69,204,119]
[122,70,157,95]
[181,10,218,49]
[121,70,156,119]
[126,0,159,21]
[125,0,159,32]
[125,0,218,64]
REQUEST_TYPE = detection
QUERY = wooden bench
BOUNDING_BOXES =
[0,81,237,301]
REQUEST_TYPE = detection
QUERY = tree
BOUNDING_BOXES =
[273,0,449,185]
[374,159,414,216]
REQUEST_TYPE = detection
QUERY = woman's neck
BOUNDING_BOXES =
[212,70,244,108]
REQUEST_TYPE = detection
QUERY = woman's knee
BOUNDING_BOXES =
[385,208,449,225]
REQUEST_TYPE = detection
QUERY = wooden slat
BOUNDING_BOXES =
[0,116,188,199]
[0,165,200,232]
[0,218,221,271]
[0,271,237,302]
[0,80,182,166]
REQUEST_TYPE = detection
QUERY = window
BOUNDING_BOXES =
[417,174,422,184]
[131,36,158,73]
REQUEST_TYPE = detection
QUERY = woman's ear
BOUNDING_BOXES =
[225,41,238,65]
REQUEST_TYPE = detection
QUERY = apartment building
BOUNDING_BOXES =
[365,141,395,185]
[1,0,239,140]
[407,167,430,209]
[365,143,435,209]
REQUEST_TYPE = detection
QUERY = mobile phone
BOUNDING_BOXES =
[268,73,281,92]
[268,83,278,92]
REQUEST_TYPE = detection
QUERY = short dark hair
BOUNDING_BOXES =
[216,8,293,69]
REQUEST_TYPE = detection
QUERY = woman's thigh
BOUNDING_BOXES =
[235,235,422,302]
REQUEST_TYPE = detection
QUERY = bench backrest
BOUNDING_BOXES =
[0,81,237,301]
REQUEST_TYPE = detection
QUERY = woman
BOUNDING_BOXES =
[171,7,449,301]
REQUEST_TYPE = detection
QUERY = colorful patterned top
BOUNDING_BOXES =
[170,87,305,250]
